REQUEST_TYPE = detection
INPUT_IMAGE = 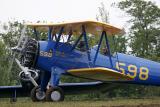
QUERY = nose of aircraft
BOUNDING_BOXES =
[19,38,39,68]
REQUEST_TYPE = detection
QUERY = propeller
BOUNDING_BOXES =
[15,59,38,86]
[8,25,39,87]
[8,26,27,74]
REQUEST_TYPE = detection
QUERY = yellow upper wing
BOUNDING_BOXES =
[67,67,133,81]
[25,20,123,36]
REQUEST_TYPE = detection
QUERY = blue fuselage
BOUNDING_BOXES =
[36,41,160,86]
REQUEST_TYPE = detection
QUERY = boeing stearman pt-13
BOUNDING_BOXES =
[0,20,159,102]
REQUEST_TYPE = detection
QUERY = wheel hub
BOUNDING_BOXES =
[35,91,45,100]
[51,91,61,101]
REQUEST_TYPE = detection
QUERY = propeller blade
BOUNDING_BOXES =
[15,58,28,74]
[8,25,38,87]
[17,26,27,48]
[8,26,27,73]
[11,46,22,53]
[15,58,38,87]
[7,53,16,73]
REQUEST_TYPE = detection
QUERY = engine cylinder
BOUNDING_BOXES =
[21,38,39,68]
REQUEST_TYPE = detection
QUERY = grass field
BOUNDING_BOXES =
[1,98,160,107]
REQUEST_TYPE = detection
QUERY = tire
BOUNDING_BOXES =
[31,86,45,102]
[46,87,64,102]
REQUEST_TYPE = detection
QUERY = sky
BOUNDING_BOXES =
[0,0,160,29]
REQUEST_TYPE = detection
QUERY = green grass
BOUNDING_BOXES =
[0,98,160,107]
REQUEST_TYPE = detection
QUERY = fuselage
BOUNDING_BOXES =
[36,41,160,86]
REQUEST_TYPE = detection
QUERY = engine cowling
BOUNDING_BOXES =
[20,38,39,68]
[17,38,40,90]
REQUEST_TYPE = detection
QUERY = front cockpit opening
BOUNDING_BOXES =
[77,40,86,52]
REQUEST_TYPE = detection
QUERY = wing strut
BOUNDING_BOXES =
[93,31,113,68]
[67,30,72,42]
[93,31,105,64]
[104,31,113,68]
[33,27,39,40]
[54,27,64,49]
[82,25,91,62]
[48,27,53,41]
[70,25,92,66]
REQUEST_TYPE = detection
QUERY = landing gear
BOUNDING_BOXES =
[30,67,65,102]
[31,86,46,102]
[45,67,65,102]
[46,87,64,102]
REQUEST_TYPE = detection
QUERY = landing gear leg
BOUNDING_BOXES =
[31,71,51,102]
[46,67,64,102]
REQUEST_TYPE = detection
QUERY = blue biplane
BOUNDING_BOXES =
[0,20,159,102]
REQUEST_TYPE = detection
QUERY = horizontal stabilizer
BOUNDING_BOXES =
[68,67,133,82]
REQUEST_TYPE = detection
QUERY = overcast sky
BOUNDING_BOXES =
[0,0,159,28]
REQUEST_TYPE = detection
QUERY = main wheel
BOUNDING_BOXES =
[31,86,45,102]
[46,87,64,102]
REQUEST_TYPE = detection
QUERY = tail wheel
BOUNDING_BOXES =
[31,86,45,102]
[46,87,64,102]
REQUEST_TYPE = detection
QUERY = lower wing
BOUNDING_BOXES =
[67,67,133,81]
